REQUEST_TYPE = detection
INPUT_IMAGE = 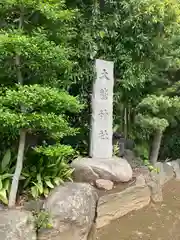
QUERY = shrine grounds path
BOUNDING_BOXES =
[97,180,180,240]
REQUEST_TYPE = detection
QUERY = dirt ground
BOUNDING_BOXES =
[97,180,180,240]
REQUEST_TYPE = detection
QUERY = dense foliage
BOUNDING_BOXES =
[0,0,82,206]
[0,0,180,205]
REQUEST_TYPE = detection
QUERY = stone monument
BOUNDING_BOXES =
[90,59,114,159]
[71,59,132,184]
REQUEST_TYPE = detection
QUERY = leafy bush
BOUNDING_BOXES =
[134,144,149,160]
[0,149,14,204]
[0,0,83,207]
[113,143,120,156]
[160,127,180,160]
[22,153,74,199]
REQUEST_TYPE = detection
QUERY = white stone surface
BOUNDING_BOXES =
[90,59,114,159]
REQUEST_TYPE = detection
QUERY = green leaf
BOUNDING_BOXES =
[99,31,105,38]
[3,179,10,191]
[31,186,39,199]
[62,168,74,177]
[43,187,49,197]
[67,177,73,182]
[19,176,26,180]
[22,172,31,177]
[0,189,8,205]
[45,180,54,189]
[37,173,42,183]
[1,149,11,172]
[33,182,43,195]
[0,180,2,190]
[23,177,31,188]
[54,177,61,186]
[1,173,13,180]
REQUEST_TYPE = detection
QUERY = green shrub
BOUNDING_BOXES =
[160,127,180,160]
[22,153,74,199]
[0,149,15,204]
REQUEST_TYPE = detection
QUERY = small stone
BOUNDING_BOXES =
[95,179,114,190]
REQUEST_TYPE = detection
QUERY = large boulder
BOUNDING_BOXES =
[38,182,98,240]
[147,172,163,203]
[0,209,36,240]
[71,157,133,183]
[123,149,144,168]
[133,167,163,203]
[96,175,150,228]
[154,162,174,185]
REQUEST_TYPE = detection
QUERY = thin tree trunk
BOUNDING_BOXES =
[124,106,127,139]
[8,129,26,207]
[127,104,130,138]
[149,130,163,166]
[121,104,124,134]
[8,11,26,208]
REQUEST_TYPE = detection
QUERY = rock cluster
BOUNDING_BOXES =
[0,159,179,240]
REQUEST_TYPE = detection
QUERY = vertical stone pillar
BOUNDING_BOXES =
[90,59,114,159]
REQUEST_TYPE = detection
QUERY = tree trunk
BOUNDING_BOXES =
[127,104,130,138]
[124,106,128,139]
[8,11,25,208]
[8,129,26,207]
[149,130,163,166]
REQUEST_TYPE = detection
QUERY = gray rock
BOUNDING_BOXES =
[0,209,36,240]
[135,162,174,202]
[95,179,114,190]
[124,149,143,168]
[71,157,133,183]
[147,172,163,203]
[87,222,97,240]
[0,203,5,210]
[23,199,44,212]
[133,167,163,203]
[155,162,174,185]
[167,160,180,180]
[38,183,98,240]
[96,175,150,228]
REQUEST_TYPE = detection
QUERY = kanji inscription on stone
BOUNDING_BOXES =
[90,59,114,159]
[98,109,109,120]
[99,68,110,80]
[98,130,109,140]
[100,88,108,100]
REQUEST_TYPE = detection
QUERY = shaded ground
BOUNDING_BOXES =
[97,180,180,240]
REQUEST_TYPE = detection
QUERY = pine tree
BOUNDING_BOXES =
[136,95,180,165]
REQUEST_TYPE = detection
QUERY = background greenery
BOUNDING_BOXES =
[0,0,180,205]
